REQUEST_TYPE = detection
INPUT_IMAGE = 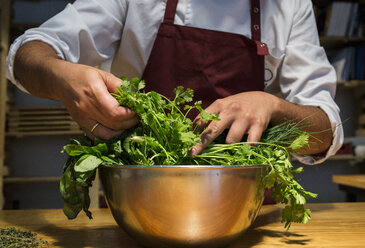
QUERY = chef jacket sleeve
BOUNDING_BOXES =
[6,0,126,92]
[278,0,344,164]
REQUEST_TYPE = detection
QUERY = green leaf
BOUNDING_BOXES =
[180,131,199,144]
[74,155,103,173]
[101,156,117,164]
[136,78,146,91]
[62,144,86,156]
[110,140,122,155]
[292,166,304,174]
[200,108,220,122]
[263,170,277,189]
[63,201,83,220]
[288,133,309,151]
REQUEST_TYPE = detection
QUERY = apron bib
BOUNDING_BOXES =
[142,0,269,113]
[141,0,274,204]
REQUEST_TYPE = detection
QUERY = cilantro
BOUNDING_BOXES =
[60,77,317,230]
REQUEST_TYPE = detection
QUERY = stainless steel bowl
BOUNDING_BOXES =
[99,165,267,248]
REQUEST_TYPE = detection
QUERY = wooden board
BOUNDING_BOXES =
[332,174,365,190]
[0,202,365,247]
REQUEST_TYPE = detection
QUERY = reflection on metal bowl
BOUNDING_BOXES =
[99,165,267,248]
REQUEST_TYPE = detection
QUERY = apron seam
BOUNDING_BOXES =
[158,25,257,49]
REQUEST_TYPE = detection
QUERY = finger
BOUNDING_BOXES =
[225,121,249,144]
[92,123,123,140]
[192,100,222,133]
[94,88,135,121]
[204,99,223,115]
[192,115,207,133]
[99,72,138,126]
[246,124,265,144]
[103,72,122,94]
[84,120,123,141]
[99,106,138,131]
[191,118,231,155]
[112,117,139,130]
[91,84,138,130]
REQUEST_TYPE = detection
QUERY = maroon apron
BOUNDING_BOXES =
[142,0,275,204]
[142,0,269,113]
[142,0,274,204]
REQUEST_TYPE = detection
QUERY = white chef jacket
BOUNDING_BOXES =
[6,0,344,164]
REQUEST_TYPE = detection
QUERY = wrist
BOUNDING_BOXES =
[269,94,286,125]
[45,58,74,102]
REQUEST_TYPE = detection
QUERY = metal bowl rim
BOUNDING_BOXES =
[101,164,268,169]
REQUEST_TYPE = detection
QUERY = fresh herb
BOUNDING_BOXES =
[60,77,317,229]
[0,227,48,248]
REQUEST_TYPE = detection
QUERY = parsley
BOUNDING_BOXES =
[60,77,317,230]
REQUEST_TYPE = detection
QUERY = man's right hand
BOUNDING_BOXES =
[14,41,139,140]
[56,62,139,140]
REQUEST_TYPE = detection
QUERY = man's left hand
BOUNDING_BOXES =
[191,91,280,155]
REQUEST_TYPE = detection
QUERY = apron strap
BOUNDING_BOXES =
[251,0,261,42]
[251,0,269,55]
[164,0,178,24]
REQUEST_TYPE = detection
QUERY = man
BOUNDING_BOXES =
[6,0,343,164]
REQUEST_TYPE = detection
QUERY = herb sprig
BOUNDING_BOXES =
[60,77,317,229]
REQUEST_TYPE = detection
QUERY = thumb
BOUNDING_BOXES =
[103,72,122,94]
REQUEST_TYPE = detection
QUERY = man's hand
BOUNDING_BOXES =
[191,91,333,156]
[191,91,280,155]
[14,41,139,140]
[56,63,139,140]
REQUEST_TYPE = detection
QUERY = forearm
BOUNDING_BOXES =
[271,97,333,155]
[13,41,139,141]
[13,41,65,101]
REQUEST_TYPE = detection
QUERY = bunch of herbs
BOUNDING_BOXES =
[60,77,317,229]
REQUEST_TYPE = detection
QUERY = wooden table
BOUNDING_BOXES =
[1,202,365,247]
[333,174,365,201]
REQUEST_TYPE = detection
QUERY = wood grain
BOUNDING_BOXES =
[0,202,364,247]
[333,174,365,190]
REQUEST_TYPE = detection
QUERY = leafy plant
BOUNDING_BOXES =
[60,77,317,229]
